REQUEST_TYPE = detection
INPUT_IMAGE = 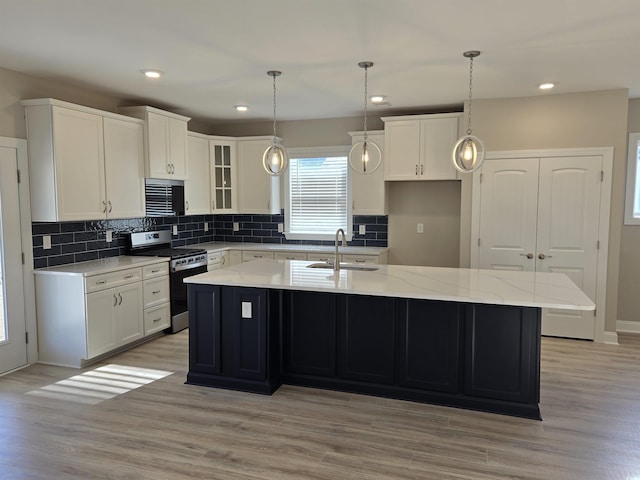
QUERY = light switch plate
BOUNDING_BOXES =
[278,223,284,233]
[417,223,424,234]
[241,301,252,319]
[359,225,366,235]
[105,230,113,243]
[172,225,178,235]
[204,222,209,232]
[233,222,240,232]
[42,235,51,250]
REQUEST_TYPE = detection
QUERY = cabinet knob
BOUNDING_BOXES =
[420,164,424,175]
[185,201,190,211]
[102,200,107,213]
[415,164,418,175]
[118,293,123,305]
[113,294,118,307]
[107,200,113,213]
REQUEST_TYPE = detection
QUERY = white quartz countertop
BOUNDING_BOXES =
[184,259,595,310]
[192,241,387,256]
[34,256,169,276]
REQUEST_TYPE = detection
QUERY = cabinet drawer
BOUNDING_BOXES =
[208,251,228,268]
[274,252,307,261]
[342,254,378,265]
[144,303,171,335]
[241,251,274,262]
[85,267,142,293]
[306,252,333,263]
[143,262,169,279]
[143,276,170,308]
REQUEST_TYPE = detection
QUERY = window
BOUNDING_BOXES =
[284,146,352,241]
[625,133,640,225]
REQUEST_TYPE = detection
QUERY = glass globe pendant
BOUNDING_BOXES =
[262,70,288,176]
[452,51,486,174]
[349,61,382,175]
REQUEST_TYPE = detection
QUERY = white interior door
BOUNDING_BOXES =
[0,144,27,374]
[537,156,602,339]
[477,158,539,271]
[476,155,603,340]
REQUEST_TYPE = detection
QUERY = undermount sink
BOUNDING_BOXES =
[306,262,379,272]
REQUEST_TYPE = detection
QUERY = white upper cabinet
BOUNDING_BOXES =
[22,98,145,222]
[210,137,237,213]
[120,106,190,180]
[382,113,461,181]
[185,133,213,215]
[349,130,387,215]
[103,117,145,219]
[236,136,281,214]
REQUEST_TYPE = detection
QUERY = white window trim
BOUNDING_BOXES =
[284,145,353,241]
[624,132,640,225]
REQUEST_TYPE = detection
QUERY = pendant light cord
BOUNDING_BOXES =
[272,73,278,139]
[467,55,474,136]
[363,64,369,142]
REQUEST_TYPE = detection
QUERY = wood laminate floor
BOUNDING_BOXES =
[1,332,639,480]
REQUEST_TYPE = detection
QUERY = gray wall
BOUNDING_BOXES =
[619,98,640,324]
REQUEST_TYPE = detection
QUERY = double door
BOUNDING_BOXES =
[474,155,603,339]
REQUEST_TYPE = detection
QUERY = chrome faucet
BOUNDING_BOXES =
[334,228,347,271]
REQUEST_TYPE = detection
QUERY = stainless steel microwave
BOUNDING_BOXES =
[144,179,185,217]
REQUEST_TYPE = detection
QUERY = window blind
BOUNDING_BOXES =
[288,156,348,234]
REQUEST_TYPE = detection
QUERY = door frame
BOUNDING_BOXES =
[0,137,37,370]
[469,147,614,343]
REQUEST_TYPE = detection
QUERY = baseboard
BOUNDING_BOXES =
[616,320,640,334]
[603,330,619,345]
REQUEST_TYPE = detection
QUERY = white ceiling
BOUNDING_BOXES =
[2,0,639,124]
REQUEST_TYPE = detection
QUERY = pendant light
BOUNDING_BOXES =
[452,51,486,173]
[262,70,288,176]
[349,61,382,175]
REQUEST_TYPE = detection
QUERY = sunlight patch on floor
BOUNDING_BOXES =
[25,364,173,405]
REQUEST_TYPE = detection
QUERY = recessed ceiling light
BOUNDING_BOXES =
[234,105,248,112]
[142,70,162,79]
[370,95,386,104]
[538,82,555,90]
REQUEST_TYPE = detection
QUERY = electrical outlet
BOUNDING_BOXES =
[172,225,178,235]
[359,225,366,235]
[417,223,424,234]
[233,222,240,232]
[204,222,209,232]
[42,235,51,250]
[277,223,284,233]
[105,230,113,243]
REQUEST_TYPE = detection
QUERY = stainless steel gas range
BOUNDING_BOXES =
[128,230,207,333]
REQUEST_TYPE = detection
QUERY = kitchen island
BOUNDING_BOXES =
[184,260,594,419]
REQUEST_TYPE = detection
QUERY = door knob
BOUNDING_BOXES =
[520,253,534,259]
[538,253,552,259]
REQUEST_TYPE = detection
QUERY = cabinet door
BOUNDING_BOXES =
[211,140,237,213]
[115,283,144,345]
[464,304,540,404]
[420,116,459,180]
[185,134,212,215]
[52,107,106,220]
[188,285,222,374]
[103,117,145,219]
[86,288,118,358]
[224,288,267,381]
[397,299,460,393]
[146,111,171,178]
[351,132,387,215]
[338,295,395,384]
[169,117,188,179]
[237,139,280,214]
[383,120,421,180]
[283,291,336,377]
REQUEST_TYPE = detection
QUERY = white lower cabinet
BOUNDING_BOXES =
[35,260,169,368]
[241,250,274,262]
[207,251,229,271]
[274,252,307,261]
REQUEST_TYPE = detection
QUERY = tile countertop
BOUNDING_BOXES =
[185,259,596,311]
[191,241,388,256]
[33,256,169,276]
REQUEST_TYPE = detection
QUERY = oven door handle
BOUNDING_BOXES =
[171,262,208,273]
